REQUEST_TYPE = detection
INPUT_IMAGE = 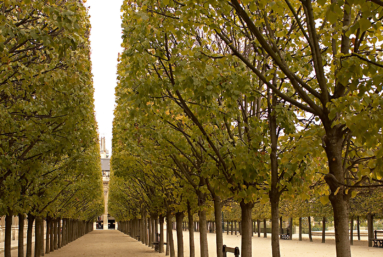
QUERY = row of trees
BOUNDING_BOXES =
[110,1,383,257]
[0,1,104,257]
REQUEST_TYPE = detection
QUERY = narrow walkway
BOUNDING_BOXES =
[10,230,165,257]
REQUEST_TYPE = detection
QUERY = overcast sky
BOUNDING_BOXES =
[87,0,124,155]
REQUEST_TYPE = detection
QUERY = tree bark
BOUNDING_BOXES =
[308,216,312,242]
[357,216,360,241]
[299,217,302,241]
[54,219,58,250]
[279,217,283,240]
[367,214,373,247]
[198,210,209,257]
[166,220,169,256]
[289,217,293,240]
[155,216,158,242]
[263,219,267,238]
[240,201,254,257]
[187,203,195,257]
[35,216,41,257]
[159,216,165,253]
[166,212,175,257]
[46,217,50,254]
[40,218,44,256]
[257,220,260,237]
[18,214,24,257]
[50,218,54,252]
[213,196,223,257]
[227,221,229,235]
[322,217,326,243]
[350,216,354,245]
[4,212,13,257]
[176,212,184,257]
[323,126,352,257]
[26,214,34,257]
[235,221,237,235]
[149,217,153,247]
[231,221,233,235]
[58,219,61,248]
[270,197,280,257]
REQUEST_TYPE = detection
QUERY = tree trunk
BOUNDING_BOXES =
[26,214,34,257]
[263,219,267,238]
[235,221,237,235]
[231,221,233,235]
[279,217,283,240]
[176,212,184,257]
[330,194,351,255]
[350,216,354,245]
[46,218,50,254]
[357,216,360,241]
[159,216,165,253]
[213,196,223,257]
[308,216,312,242]
[187,203,195,257]
[257,220,260,237]
[155,216,158,242]
[289,217,293,240]
[299,217,302,241]
[58,219,61,248]
[40,219,44,256]
[50,218,54,252]
[35,217,42,257]
[198,210,209,257]
[4,212,13,257]
[322,217,326,243]
[18,214,24,257]
[166,220,169,256]
[166,212,175,257]
[240,201,254,257]
[270,197,280,257]
[149,217,153,247]
[227,221,229,235]
[367,214,373,247]
[323,126,352,257]
[54,219,58,250]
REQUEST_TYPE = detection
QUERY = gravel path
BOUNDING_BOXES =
[10,230,164,257]
[9,229,382,257]
[175,230,381,257]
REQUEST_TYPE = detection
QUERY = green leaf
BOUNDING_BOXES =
[359,18,371,32]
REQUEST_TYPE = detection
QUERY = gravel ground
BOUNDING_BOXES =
[174,230,381,257]
[9,229,382,257]
[10,230,164,257]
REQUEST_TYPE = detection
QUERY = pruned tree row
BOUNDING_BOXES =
[0,1,104,257]
[110,1,383,257]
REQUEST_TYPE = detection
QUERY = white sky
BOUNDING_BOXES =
[87,0,124,155]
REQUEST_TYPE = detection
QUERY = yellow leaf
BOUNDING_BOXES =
[320,196,329,205]
[334,187,340,195]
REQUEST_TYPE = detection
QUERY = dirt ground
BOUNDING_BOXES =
[9,229,382,257]
[10,230,164,257]
[172,230,381,257]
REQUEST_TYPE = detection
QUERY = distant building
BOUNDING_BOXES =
[100,136,109,158]
[96,137,115,230]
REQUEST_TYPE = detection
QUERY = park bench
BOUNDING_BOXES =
[152,233,167,252]
[281,234,290,240]
[372,230,383,248]
[222,245,240,257]
[280,228,290,240]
